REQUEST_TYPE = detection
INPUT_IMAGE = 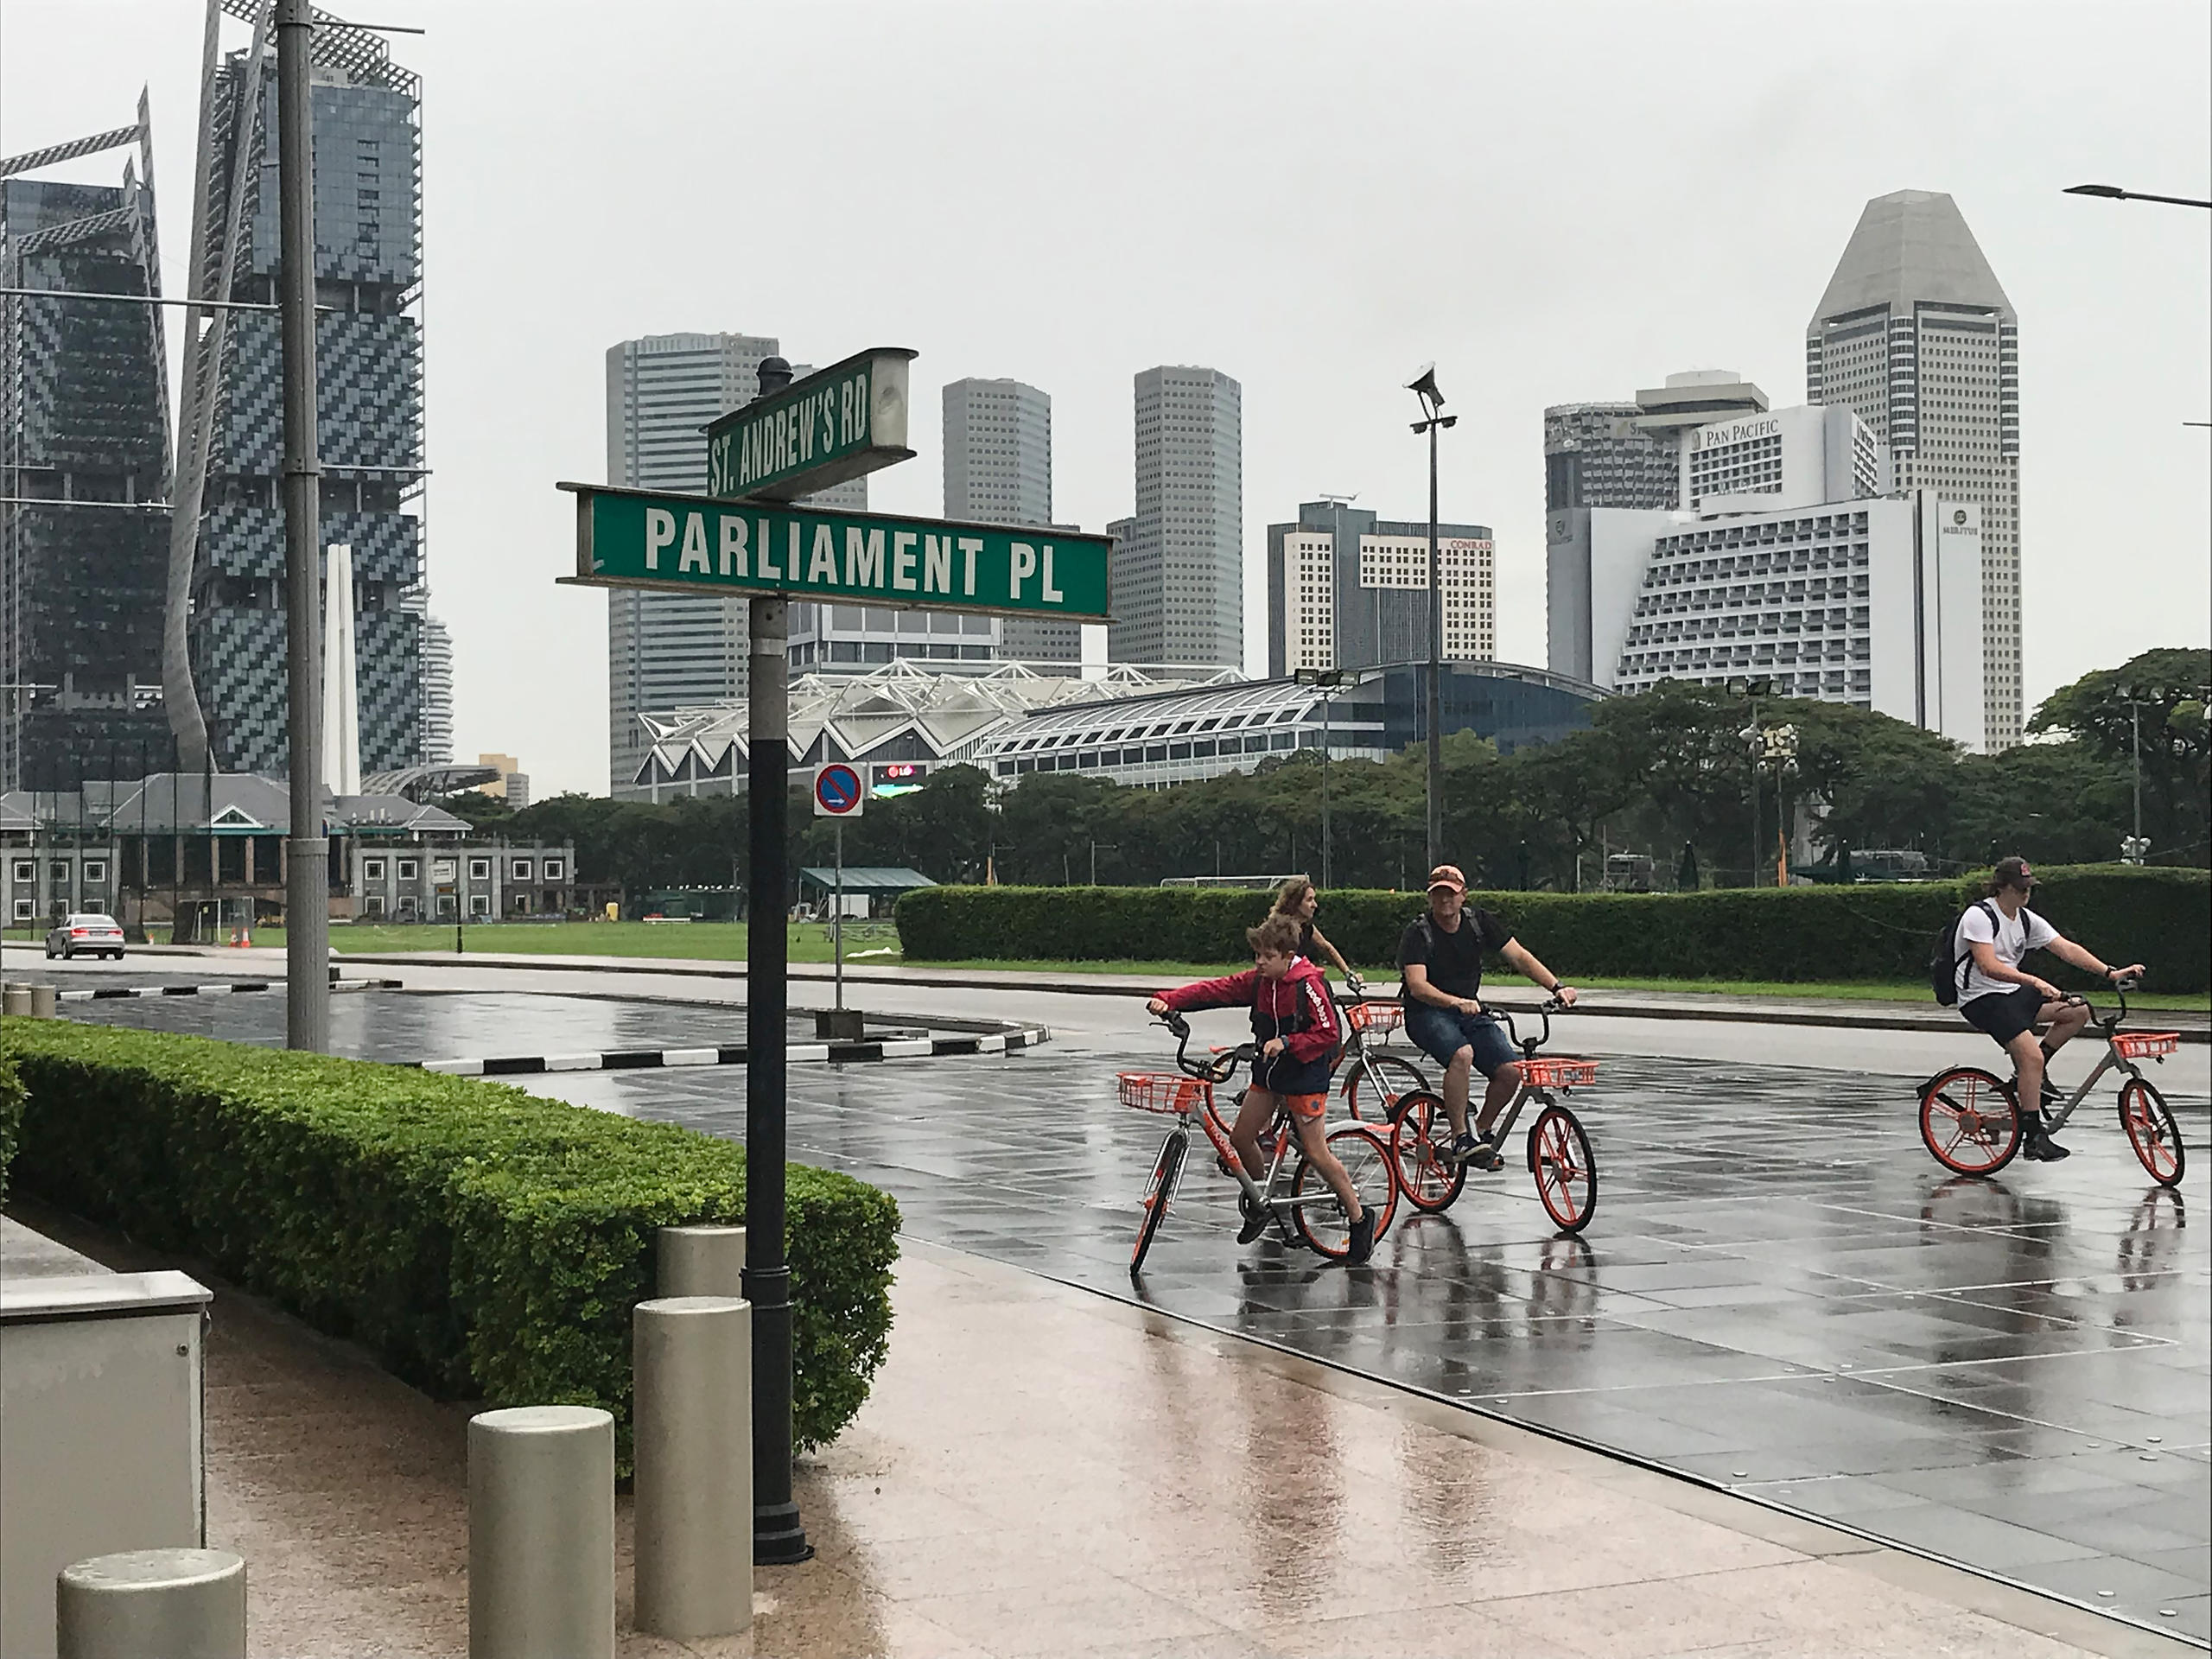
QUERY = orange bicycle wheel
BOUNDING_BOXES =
[1918,1067,2019,1176]
[1292,1124,1398,1258]
[1344,1055,1429,1122]
[1390,1090,1467,1212]
[1529,1104,1598,1234]
[2119,1078,2184,1187]
[1130,1129,1186,1274]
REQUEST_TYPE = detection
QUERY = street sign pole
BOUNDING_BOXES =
[834,819,843,1014]
[744,588,807,1566]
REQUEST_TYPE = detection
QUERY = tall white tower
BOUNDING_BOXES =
[321,543,360,797]
[942,377,1049,658]
[603,332,864,791]
[1112,366,1243,667]
[1808,192,2021,746]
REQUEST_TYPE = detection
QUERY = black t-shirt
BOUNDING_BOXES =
[1397,908,1512,1001]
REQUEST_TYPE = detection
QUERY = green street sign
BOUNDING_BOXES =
[560,483,1111,620]
[704,346,916,502]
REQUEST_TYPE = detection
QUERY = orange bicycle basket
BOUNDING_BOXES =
[2113,1032,2180,1059]
[1520,1056,1599,1089]
[1345,1001,1403,1036]
[1118,1073,1208,1115]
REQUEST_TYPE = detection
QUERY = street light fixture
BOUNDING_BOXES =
[2063,183,2212,209]
[1407,365,1457,874]
[1294,666,1371,888]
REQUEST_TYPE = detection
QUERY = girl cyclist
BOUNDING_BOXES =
[1272,878,1360,989]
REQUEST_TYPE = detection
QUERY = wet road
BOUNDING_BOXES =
[50,976,2212,1643]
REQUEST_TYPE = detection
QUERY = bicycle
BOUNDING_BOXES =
[1918,976,2186,1186]
[1335,987,1433,1124]
[1385,997,1600,1234]
[1121,1013,1399,1275]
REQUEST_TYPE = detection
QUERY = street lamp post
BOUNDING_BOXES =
[1295,667,1359,889]
[276,0,327,1052]
[1407,367,1457,873]
[2063,183,2212,210]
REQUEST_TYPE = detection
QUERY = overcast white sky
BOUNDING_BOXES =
[7,1,2209,798]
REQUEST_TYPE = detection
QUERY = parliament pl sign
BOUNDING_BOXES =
[559,483,1111,620]
[704,346,917,501]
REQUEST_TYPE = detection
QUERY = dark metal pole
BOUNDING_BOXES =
[744,591,806,1563]
[1320,688,1331,890]
[1425,419,1442,872]
[741,352,807,1567]
[276,0,327,1050]
[1748,701,1761,890]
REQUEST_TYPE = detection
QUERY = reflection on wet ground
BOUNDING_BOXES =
[65,988,813,1058]
[70,993,2212,1641]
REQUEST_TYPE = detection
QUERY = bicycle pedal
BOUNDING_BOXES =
[1476,1153,1506,1173]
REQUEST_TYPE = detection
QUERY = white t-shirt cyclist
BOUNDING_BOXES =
[1956,902,2059,1002]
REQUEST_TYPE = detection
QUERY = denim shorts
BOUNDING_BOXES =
[1404,1004,1519,1077]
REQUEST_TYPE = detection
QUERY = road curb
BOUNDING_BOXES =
[54,977,401,1002]
[416,1024,1052,1077]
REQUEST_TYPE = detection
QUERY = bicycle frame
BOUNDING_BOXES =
[1474,1001,1574,1153]
[1153,1019,1352,1237]
[2044,982,2166,1135]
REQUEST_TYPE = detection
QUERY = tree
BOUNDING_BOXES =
[2029,647,2210,864]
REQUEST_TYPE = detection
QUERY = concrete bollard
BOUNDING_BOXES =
[56,1548,245,1659]
[467,1406,614,1659]
[633,1297,753,1638]
[29,984,58,1018]
[3,983,30,1016]
[657,1224,746,1299]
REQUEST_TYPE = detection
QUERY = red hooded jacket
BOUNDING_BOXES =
[1157,956,1342,1096]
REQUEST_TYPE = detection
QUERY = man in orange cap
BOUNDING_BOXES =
[1399,865,1577,1166]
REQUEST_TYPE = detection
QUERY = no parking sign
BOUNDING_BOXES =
[813,762,864,818]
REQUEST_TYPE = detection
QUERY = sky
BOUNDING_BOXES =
[6,0,2208,798]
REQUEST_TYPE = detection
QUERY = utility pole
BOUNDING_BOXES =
[1407,368,1455,873]
[741,358,809,1566]
[276,0,327,1051]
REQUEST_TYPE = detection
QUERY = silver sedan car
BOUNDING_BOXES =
[46,912,125,960]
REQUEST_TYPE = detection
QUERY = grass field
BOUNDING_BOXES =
[9,922,2202,1009]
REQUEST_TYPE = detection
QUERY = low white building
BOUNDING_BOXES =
[1550,492,1985,749]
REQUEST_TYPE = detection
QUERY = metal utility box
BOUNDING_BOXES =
[0,1270,211,1659]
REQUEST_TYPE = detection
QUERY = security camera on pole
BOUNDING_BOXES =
[557,349,1112,1567]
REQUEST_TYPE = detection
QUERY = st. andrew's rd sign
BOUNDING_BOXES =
[560,482,1111,620]
[705,346,916,501]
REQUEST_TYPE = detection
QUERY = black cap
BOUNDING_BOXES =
[1993,856,2036,889]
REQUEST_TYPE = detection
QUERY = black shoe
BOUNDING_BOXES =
[1236,1196,1270,1244]
[2024,1133,2072,1163]
[2039,1079,2064,1107]
[1451,1130,1498,1167]
[1344,1208,1376,1266]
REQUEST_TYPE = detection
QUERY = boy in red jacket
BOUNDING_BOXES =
[1146,913,1375,1264]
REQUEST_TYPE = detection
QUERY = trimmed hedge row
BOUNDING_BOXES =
[0,1051,22,1204]
[895,864,2210,991]
[0,1020,898,1459]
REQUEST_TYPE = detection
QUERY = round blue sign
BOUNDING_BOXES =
[815,763,863,815]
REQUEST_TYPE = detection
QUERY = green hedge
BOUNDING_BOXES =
[895,864,2209,992]
[0,1020,897,1459]
[0,1050,23,1205]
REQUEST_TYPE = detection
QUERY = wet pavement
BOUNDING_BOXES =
[54,988,2212,1644]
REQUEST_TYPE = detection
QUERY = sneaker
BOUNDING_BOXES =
[1344,1208,1376,1266]
[1450,1131,1494,1166]
[2039,1079,2063,1107]
[1236,1195,1270,1244]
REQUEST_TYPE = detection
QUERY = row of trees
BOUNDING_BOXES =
[446,647,2209,901]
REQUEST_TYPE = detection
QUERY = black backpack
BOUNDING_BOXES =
[1930,899,1998,1007]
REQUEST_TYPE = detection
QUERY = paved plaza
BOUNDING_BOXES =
[42,962,2212,1647]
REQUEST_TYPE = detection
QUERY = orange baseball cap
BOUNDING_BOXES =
[1426,865,1466,894]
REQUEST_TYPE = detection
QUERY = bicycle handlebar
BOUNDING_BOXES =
[1491,994,1575,1056]
[1154,1012,1254,1084]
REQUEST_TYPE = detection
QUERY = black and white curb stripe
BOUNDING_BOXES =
[418,1025,1052,1077]
[56,978,398,1001]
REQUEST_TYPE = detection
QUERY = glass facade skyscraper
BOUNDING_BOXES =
[0,108,172,789]
[187,22,431,776]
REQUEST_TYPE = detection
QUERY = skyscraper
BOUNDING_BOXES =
[943,377,1057,660]
[1267,501,1495,677]
[186,13,431,777]
[1808,190,2020,746]
[1543,404,1675,511]
[604,332,866,789]
[1111,366,1242,667]
[0,100,172,789]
